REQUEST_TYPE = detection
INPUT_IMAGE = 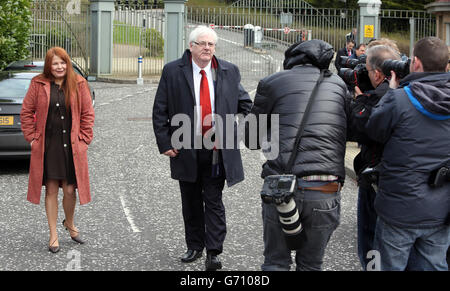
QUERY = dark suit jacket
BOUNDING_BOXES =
[152,49,252,187]
[335,47,354,72]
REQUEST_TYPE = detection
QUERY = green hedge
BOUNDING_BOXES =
[0,0,32,69]
[143,28,164,58]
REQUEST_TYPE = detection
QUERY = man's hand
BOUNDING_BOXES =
[389,71,400,89]
[163,149,179,157]
[354,86,363,98]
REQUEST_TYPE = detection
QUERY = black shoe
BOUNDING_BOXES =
[205,253,222,271]
[48,239,60,254]
[181,249,203,263]
[62,219,85,244]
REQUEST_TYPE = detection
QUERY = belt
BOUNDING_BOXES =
[298,182,341,194]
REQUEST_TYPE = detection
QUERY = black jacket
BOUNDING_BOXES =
[246,40,350,181]
[348,80,390,181]
[152,50,252,187]
[366,72,450,228]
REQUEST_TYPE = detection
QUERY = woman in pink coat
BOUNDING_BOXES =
[20,47,95,253]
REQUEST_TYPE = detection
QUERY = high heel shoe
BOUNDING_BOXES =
[62,219,85,244]
[48,238,60,253]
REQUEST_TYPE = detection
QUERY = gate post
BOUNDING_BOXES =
[90,0,115,77]
[164,0,187,64]
[358,0,381,45]
[409,18,415,57]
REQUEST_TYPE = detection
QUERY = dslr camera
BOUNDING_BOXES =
[381,58,411,79]
[340,55,367,69]
[338,55,374,92]
[261,175,303,250]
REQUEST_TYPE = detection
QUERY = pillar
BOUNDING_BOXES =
[164,0,187,64]
[358,0,382,45]
[90,0,114,76]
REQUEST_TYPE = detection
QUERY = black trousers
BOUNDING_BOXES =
[179,149,226,255]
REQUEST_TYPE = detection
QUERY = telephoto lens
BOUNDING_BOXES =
[260,175,303,250]
[381,59,411,79]
[276,198,303,250]
[340,56,360,69]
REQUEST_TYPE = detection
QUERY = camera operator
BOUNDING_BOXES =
[245,40,350,271]
[347,44,401,270]
[366,37,450,270]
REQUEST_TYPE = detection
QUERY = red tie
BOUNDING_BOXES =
[200,70,212,135]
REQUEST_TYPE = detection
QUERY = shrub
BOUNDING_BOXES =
[144,28,164,58]
[0,0,32,69]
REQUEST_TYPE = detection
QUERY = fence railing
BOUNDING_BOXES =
[186,6,358,51]
[30,0,91,75]
[28,1,437,77]
[113,5,165,75]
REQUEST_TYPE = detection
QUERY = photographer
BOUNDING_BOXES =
[366,37,450,270]
[245,40,350,271]
[347,44,400,270]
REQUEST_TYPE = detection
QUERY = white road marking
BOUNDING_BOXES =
[219,37,242,47]
[119,195,141,233]
[119,144,144,233]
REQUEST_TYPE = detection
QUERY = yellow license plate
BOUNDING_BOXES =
[0,116,14,126]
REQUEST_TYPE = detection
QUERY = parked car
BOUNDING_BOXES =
[0,60,95,159]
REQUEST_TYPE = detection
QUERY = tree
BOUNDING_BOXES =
[0,0,32,70]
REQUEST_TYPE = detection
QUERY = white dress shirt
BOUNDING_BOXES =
[192,60,215,135]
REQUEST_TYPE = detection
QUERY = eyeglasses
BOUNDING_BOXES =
[193,41,215,48]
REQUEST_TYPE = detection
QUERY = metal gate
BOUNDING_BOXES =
[30,0,91,75]
[186,0,358,78]
[380,9,435,56]
[113,2,165,75]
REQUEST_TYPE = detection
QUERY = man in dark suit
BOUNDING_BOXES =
[152,25,252,270]
[334,40,355,72]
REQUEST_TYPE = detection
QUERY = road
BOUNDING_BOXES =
[0,79,361,271]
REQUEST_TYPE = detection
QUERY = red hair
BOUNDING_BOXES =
[41,47,78,109]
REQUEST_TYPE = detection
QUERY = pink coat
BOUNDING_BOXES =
[20,74,95,205]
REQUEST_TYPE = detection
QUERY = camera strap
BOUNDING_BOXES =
[285,69,331,174]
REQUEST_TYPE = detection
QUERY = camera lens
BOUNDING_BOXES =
[340,56,360,69]
[276,198,303,250]
[381,59,411,79]
[339,68,357,87]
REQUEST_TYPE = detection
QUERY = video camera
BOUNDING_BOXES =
[381,58,411,79]
[261,175,303,250]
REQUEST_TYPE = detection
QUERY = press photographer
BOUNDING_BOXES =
[366,36,450,271]
[245,39,350,271]
[346,44,401,269]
